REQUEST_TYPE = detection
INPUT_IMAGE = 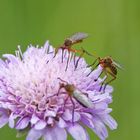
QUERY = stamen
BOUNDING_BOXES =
[15,50,20,59]
[17,45,23,59]
[47,45,50,54]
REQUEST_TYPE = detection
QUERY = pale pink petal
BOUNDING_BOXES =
[34,120,46,130]
[63,109,80,122]
[44,126,67,140]
[62,109,72,121]
[67,124,89,140]
[81,113,94,129]
[9,113,18,128]
[26,128,43,140]
[30,114,40,124]
[0,115,8,128]
[92,118,108,140]
[45,110,56,117]
[102,115,118,130]
[2,54,19,64]
[57,117,67,128]
[16,117,30,129]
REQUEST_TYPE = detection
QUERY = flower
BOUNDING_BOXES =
[0,41,117,140]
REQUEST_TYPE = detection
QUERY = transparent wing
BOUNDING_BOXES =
[73,90,94,108]
[68,32,88,42]
[113,60,124,70]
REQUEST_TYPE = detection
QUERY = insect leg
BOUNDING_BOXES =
[94,70,104,83]
[103,72,116,92]
[74,47,92,70]
[47,84,64,99]
[87,63,99,77]
[63,96,69,112]
[74,50,85,70]
[61,49,65,63]
[65,51,70,71]
[70,96,75,125]
[57,77,69,84]
[73,53,77,66]
[65,48,79,69]
[53,47,59,58]
[87,57,100,67]
[99,71,108,91]
[70,52,74,62]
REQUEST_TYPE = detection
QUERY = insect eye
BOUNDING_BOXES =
[103,59,107,63]
[64,39,72,46]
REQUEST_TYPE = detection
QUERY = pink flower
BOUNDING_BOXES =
[0,41,117,140]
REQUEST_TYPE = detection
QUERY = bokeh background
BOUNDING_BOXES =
[0,0,140,140]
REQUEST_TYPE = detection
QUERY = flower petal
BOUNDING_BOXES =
[44,126,67,140]
[3,54,19,64]
[81,113,94,129]
[9,113,18,128]
[62,109,72,121]
[45,110,56,117]
[16,117,30,129]
[26,128,43,140]
[30,114,39,124]
[43,41,54,54]
[0,115,8,128]
[63,109,80,122]
[92,118,108,140]
[102,115,118,130]
[57,117,67,128]
[34,120,46,130]
[67,124,89,140]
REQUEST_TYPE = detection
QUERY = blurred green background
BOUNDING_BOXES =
[0,0,140,140]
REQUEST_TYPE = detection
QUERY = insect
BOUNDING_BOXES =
[54,32,88,57]
[87,56,122,91]
[57,78,94,124]
[54,32,90,70]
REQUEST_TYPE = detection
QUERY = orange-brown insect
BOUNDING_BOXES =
[54,32,91,71]
[52,78,93,124]
[87,56,122,91]
[54,32,88,57]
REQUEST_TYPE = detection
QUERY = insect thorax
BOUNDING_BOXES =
[64,39,73,46]
[65,84,75,95]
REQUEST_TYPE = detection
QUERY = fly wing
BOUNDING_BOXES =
[68,32,88,43]
[113,60,124,70]
[73,90,94,108]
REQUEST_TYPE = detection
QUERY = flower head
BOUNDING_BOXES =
[0,41,117,140]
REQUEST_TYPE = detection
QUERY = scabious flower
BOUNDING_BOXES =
[0,41,117,140]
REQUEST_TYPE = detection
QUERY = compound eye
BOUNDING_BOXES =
[64,39,72,46]
[103,59,107,63]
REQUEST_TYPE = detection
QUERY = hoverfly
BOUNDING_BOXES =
[87,56,122,91]
[57,78,94,124]
[54,32,91,71]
